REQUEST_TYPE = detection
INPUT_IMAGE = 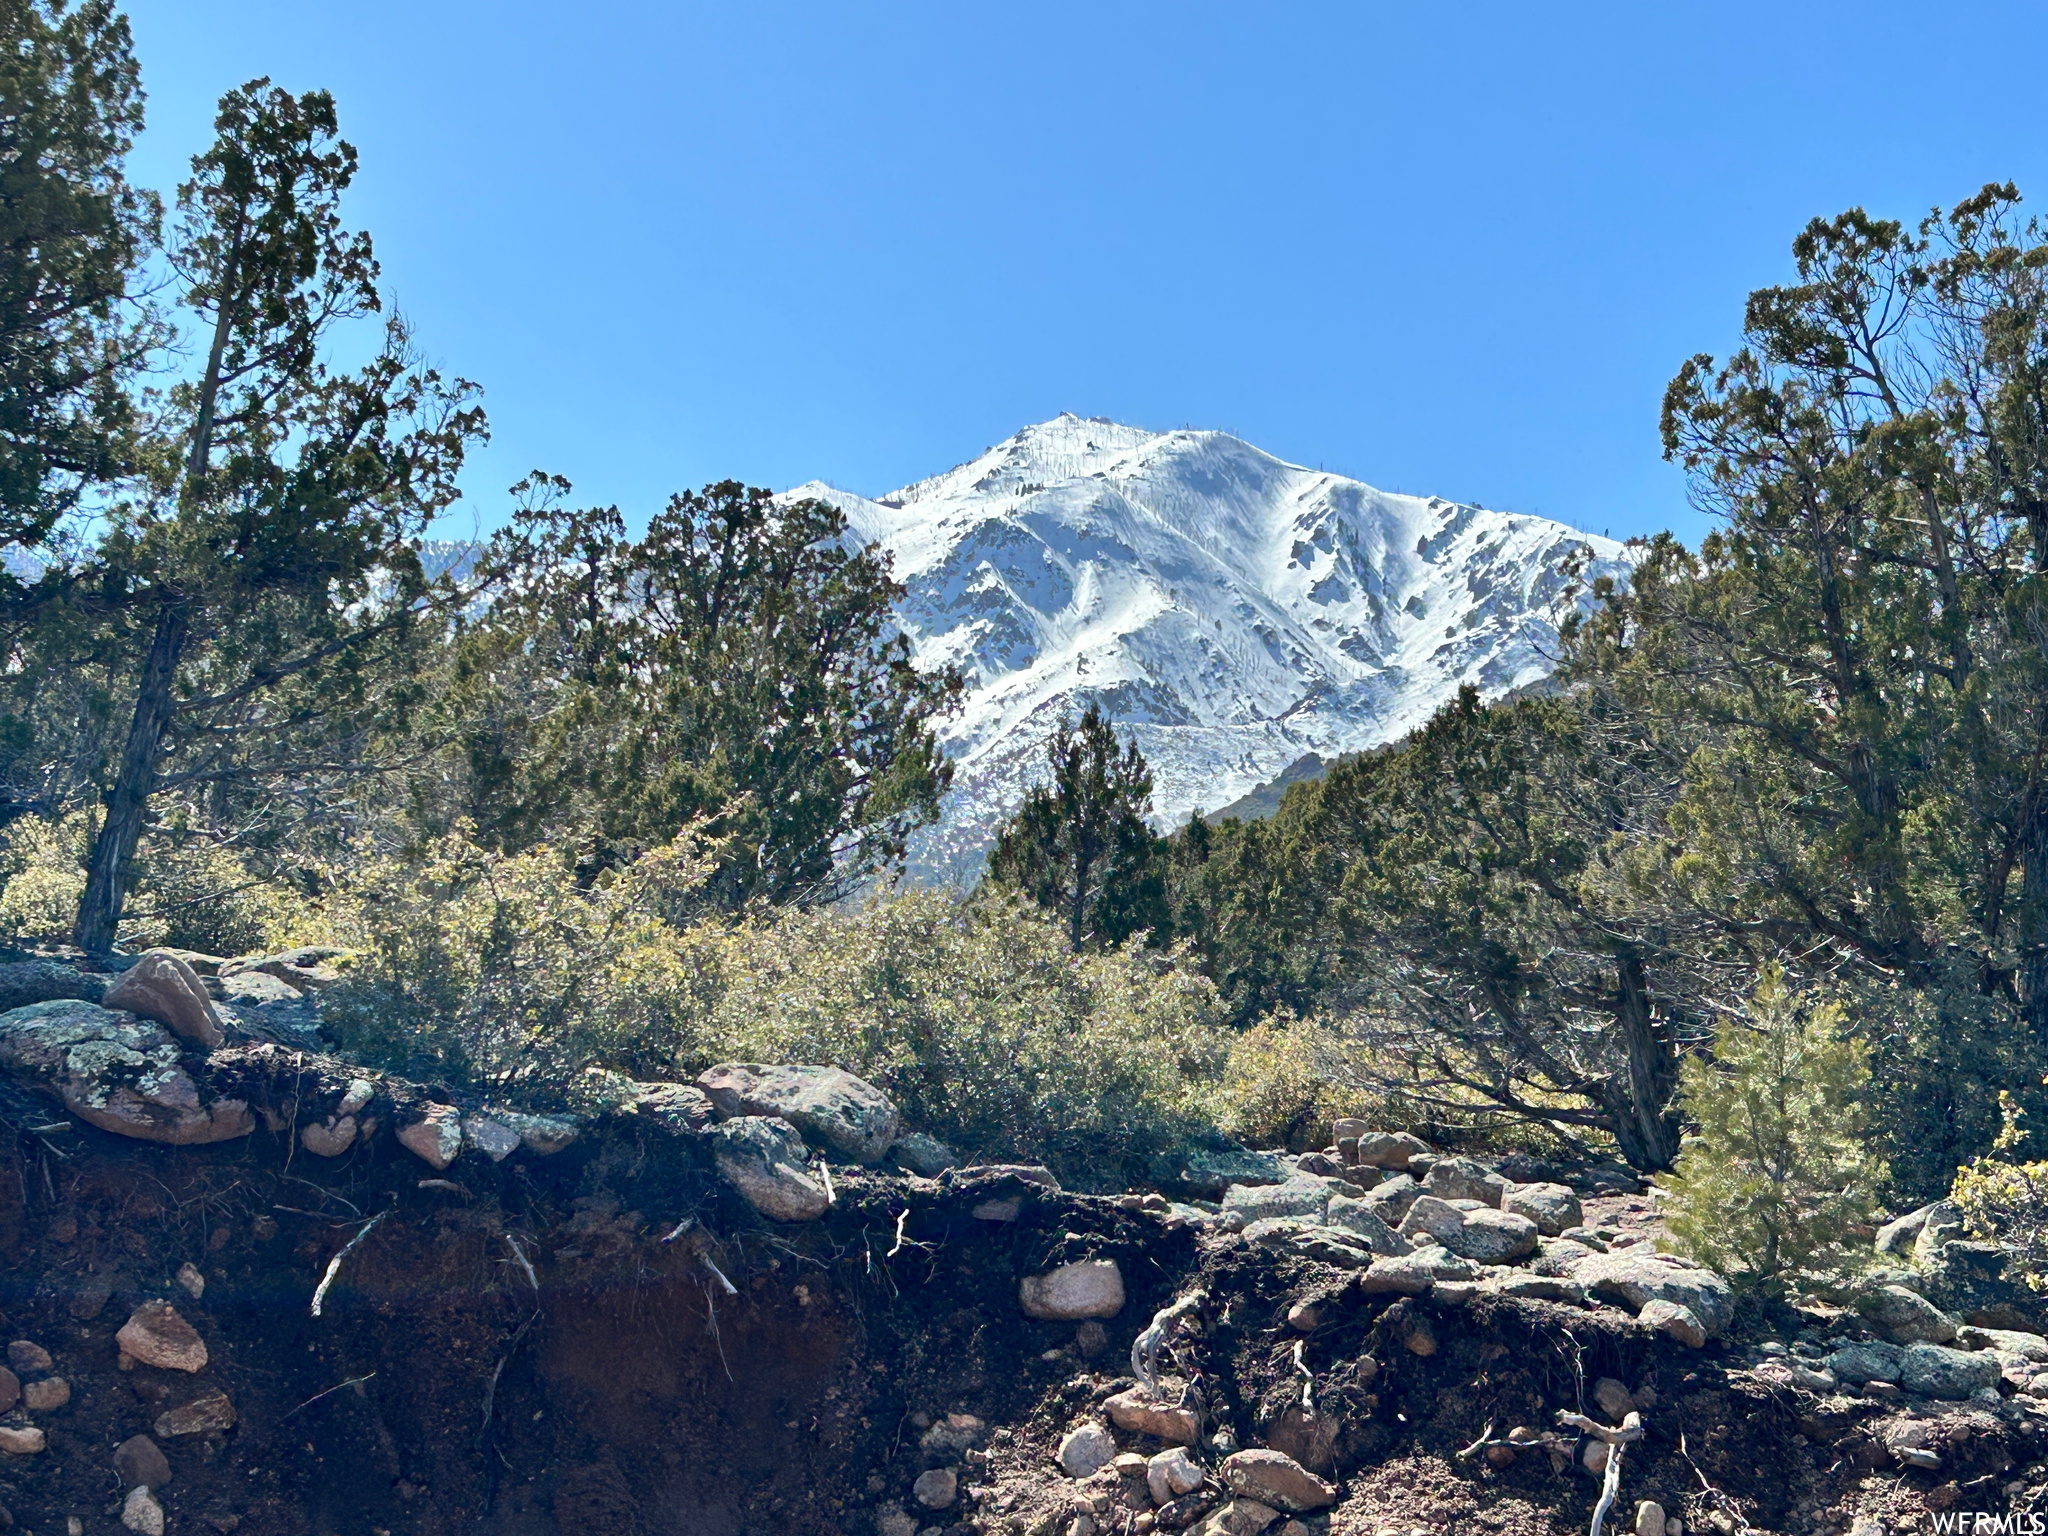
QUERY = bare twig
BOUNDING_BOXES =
[503,1234,539,1295]
[1293,1339,1315,1415]
[310,1211,385,1317]
[700,1252,738,1296]
[284,1372,376,1418]
[817,1161,836,1205]
[1558,1410,1644,1536]
[661,1216,696,1244]
[887,1208,910,1258]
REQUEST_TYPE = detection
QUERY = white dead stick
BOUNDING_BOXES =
[817,1160,836,1204]
[1293,1339,1315,1415]
[311,1212,386,1318]
[502,1233,539,1295]
[700,1251,738,1296]
[1132,1290,1206,1396]
[887,1208,910,1258]
[1557,1410,1645,1536]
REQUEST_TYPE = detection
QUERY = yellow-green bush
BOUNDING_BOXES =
[1211,1014,1367,1150]
[1661,970,1884,1287]
[1950,1095,2048,1293]
[0,813,91,944]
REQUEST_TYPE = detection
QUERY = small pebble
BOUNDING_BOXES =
[23,1376,69,1411]
[121,1485,164,1536]
[176,1263,205,1299]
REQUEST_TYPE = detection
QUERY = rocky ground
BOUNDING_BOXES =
[0,948,2042,1536]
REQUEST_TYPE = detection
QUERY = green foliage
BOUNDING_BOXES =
[1951,1096,2048,1293]
[1662,972,1885,1286]
[1210,1013,1368,1151]
[984,702,1165,948]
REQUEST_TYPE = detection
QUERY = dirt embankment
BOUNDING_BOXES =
[0,1087,2041,1536]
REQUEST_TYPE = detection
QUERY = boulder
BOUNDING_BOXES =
[0,1000,253,1145]
[1398,1194,1467,1246]
[1106,1387,1201,1444]
[299,1116,357,1158]
[1323,1196,1406,1255]
[1875,1201,1943,1257]
[1426,1156,1509,1208]
[1638,1299,1707,1348]
[117,1302,208,1372]
[1359,1173,1422,1225]
[1242,1217,1378,1268]
[1223,1179,1330,1224]
[625,1081,715,1135]
[1058,1421,1116,1478]
[1919,1240,2043,1331]
[1174,1145,1291,1196]
[709,1117,829,1222]
[462,1115,521,1162]
[397,1103,463,1170]
[697,1063,899,1163]
[1397,1195,1536,1264]
[1857,1284,1958,1345]
[1502,1181,1583,1236]
[1357,1246,1474,1294]
[1825,1341,1904,1386]
[1958,1325,2048,1361]
[102,951,227,1050]
[887,1132,956,1177]
[1898,1341,2002,1399]
[1912,1202,1970,1264]
[1490,1272,1587,1304]
[219,970,302,1006]
[487,1110,578,1155]
[1569,1250,1735,1337]
[1347,1129,1430,1169]
[1021,1259,1125,1320]
[1220,1448,1338,1512]
[0,957,107,1013]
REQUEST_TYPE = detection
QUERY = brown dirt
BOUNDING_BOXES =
[0,1099,2039,1536]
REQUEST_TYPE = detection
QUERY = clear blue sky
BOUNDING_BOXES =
[127,2,2048,547]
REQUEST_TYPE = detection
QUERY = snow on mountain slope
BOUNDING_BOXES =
[788,413,1629,882]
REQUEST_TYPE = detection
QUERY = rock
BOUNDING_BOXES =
[1175,1145,1291,1196]
[219,970,302,1006]
[1912,1202,1969,1263]
[155,1389,236,1437]
[462,1115,521,1162]
[1359,1173,1422,1225]
[22,1375,68,1410]
[1502,1182,1582,1236]
[1105,1387,1201,1444]
[1348,1130,1431,1169]
[1323,1196,1405,1253]
[624,1081,715,1135]
[1192,1500,1283,1536]
[888,1132,957,1176]
[396,1103,463,1169]
[6,1341,50,1374]
[697,1063,899,1163]
[1919,1240,2042,1331]
[0,1000,253,1145]
[1074,1319,1110,1358]
[1397,1196,1536,1264]
[1594,1378,1635,1420]
[497,1110,577,1155]
[0,957,108,1012]
[912,1467,958,1510]
[1825,1341,1904,1386]
[1059,1421,1117,1477]
[874,1505,918,1536]
[1022,1259,1125,1320]
[1958,1325,2048,1360]
[1570,1250,1735,1337]
[0,1426,43,1455]
[1223,1179,1330,1223]
[1357,1245,1475,1295]
[1876,1202,1942,1256]
[1899,1342,2002,1399]
[0,1366,14,1412]
[299,1116,357,1157]
[1488,1272,1585,1303]
[1425,1156,1508,1208]
[118,1302,207,1372]
[709,1116,830,1222]
[103,951,228,1050]
[1398,1194,1467,1245]
[1858,1284,1959,1345]
[918,1412,986,1456]
[1149,1446,1206,1503]
[1639,1299,1707,1348]
[121,1486,164,1536]
[1220,1447,1337,1512]
[1637,1503,1667,1536]
[338,1077,375,1116]
[114,1433,172,1488]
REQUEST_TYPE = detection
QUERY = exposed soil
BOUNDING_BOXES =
[0,1093,2038,1536]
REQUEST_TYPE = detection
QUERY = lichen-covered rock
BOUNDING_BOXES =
[1875,1201,1942,1256]
[1825,1340,1904,1385]
[155,1389,236,1437]
[1358,1245,1475,1294]
[1223,1178,1330,1224]
[1398,1195,1537,1264]
[487,1109,578,1155]
[1569,1250,1735,1337]
[0,958,107,1013]
[1425,1156,1509,1208]
[1857,1284,1959,1345]
[1242,1218,1378,1268]
[1220,1448,1337,1512]
[0,1000,252,1145]
[698,1063,899,1163]
[462,1115,521,1162]
[624,1080,715,1135]
[102,951,228,1050]
[1638,1298,1707,1348]
[888,1132,957,1176]
[1919,1240,2044,1331]
[398,1103,463,1170]
[1173,1145,1291,1196]
[1898,1341,2002,1399]
[1359,1172,1422,1225]
[1502,1181,1583,1236]
[1343,1128,1430,1169]
[709,1116,829,1222]
[1321,1196,1405,1254]
[1020,1259,1125,1320]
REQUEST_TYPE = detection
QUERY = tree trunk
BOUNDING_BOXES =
[1602,955,1681,1171]
[74,605,187,954]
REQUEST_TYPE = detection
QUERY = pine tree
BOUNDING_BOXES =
[984,703,1164,948]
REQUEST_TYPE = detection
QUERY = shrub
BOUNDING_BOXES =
[1211,1013,1368,1150]
[1661,970,1885,1286]
[0,813,90,944]
[1949,1095,2048,1293]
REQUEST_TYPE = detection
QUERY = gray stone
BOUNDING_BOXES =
[626,1080,716,1134]
[1359,1172,1422,1225]
[1502,1181,1583,1236]
[1224,1178,1330,1224]
[1021,1259,1125,1320]
[1107,1387,1201,1444]
[1857,1284,1958,1345]
[1912,1202,1969,1264]
[397,1103,463,1170]
[1175,1145,1292,1196]
[1346,1129,1431,1169]
[462,1115,521,1162]
[1148,1446,1205,1504]
[1322,1195,1405,1254]
[1490,1272,1586,1303]
[1398,1195,1536,1264]
[121,1485,164,1536]
[0,1000,253,1145]
[1358,1244,1475,1294]
[887,1132,956,1176]
[1899,1341,2002,1399]
[708,1116,829,1222]
[912,1467,958,1510]
[1425,1156,1509,1208]
[113,1433,171,1488]
[1058,1420,1117,1478]
[155,1389,236,1437]
[1825,1341,1904,1386]
[1220,1447,1338,1512]
[1919,1241,2043,1331]
[1958,1325,2048,1361]
[698,1063,899,1163]
[1570,1250,1736,1337]
[1638,1299,1706,1347]
[1875,1201,1943,1256]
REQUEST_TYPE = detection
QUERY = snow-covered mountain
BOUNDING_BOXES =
[788,414,1629,882]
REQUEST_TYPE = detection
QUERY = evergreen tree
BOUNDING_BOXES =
[0,0,160,552]
[984,703,1164,948]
